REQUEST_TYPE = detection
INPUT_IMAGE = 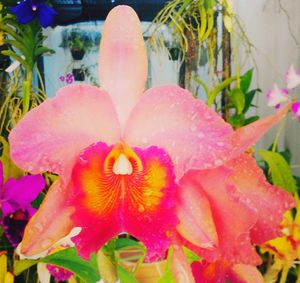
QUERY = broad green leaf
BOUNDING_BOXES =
[41,248,100,283]
[240,69,253,93]
[228,88,245,114]
[259,150,297,193]
[14,259,38,276]
[117,265,138,283]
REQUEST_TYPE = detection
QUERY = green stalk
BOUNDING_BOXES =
[22,71,32,115]
[271,114,288,152]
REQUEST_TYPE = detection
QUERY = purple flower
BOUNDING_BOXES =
[66,73,74,84]
[46,264,73,281]
[0,161,45,247]
[10,0,57,28]
[59,75,65,82]
[267,84,289,108]
[286,65,300,89]
[291,101,300,122]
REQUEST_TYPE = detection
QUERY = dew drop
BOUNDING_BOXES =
[216,141,224,147]
[190,125,197,132]
[197,132,204,139]
[214,159,222,166]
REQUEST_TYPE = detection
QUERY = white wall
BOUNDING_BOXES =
[234,0,300,175]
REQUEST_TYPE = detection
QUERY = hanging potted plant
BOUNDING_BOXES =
[60,28,100,60]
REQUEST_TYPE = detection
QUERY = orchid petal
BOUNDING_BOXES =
[292,101,300,122]
[21,180,74,256]
[267,84,289,108]
[99,6,147,128]
[231,264,264,283]
[124,85,233,179]
[231,103,291,156]
[175,181,218,249]
[192,261,263,283]
[36,3,57,28]
[70,142,177,261]
[286,65,300,89]
[179,168,260,265]
[10,1,35,25]
[227,154,294,244]
[171,245,195,283]
[9,84,120,180]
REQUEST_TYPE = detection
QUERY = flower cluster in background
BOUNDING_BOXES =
[59,72,74,85]
[268,65,300,122]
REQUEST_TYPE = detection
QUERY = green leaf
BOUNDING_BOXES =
[228,114,245,129]
[244,115,259,126]
[183,247,202,264]
[41,248,100,283]
[117,265,139,283]
[240,69,253,93]
[115,238,142,250]
[243,89,261,113]
[258,149,297,193]
[0,137,24,182]
[14,259,38,276]
[228,88,245,114]
[158,270,175,283]
[34,46,55,58]
[207,76,238,106]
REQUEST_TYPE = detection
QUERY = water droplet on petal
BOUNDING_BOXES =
[190,125,197,132]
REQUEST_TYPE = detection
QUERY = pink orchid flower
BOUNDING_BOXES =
[9,5,294,281]
[292,101,300,122]
[286,65,300,89]
[267,84,289,108]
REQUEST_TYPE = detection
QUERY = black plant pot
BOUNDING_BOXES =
[0,44,11,71]
[72,68,85,81]
[71,48,85,60]
[168,47,182,61]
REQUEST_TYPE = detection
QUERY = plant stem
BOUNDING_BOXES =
[22,71,32,115]
[271,114,288,152]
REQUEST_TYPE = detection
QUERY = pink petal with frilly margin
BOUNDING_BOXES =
[227,154,294,244]
[9,84,120,181]
[179,168,261,265]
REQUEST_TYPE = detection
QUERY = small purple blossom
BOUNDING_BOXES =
[10,0,57,28]
[267,84,289,108]
[66,73,74,84]
[291,101,300,122]
[0,161,45,247]
[59,73,74,85]
[286,65,300,89]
